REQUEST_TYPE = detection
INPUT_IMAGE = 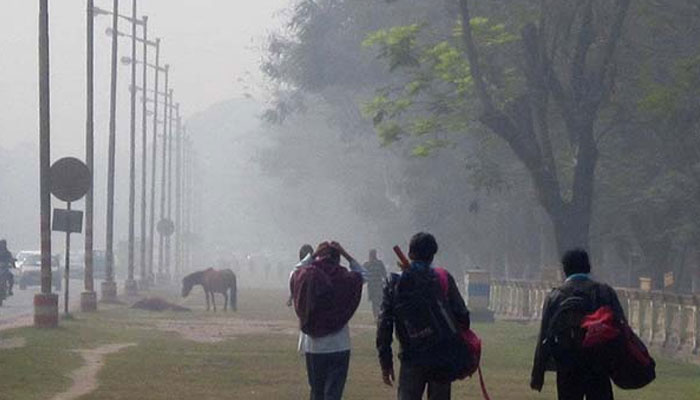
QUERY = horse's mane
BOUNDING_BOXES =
[183,269,208,284]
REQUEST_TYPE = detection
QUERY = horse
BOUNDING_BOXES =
[182,268,238,311]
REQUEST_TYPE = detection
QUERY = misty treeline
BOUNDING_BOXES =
[255,0,700,291]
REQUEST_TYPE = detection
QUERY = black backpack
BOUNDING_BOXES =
[392,270,458,352]
[545,289,594,367]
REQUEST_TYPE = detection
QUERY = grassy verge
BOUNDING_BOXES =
[0,288,698,399]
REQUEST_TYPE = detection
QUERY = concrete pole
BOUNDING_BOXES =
[139,16,149,289]
[101,0,119,302]
[157,68,169,283]
[164,101,176,281]
[148,39,160,285]
[81,0,98,312]
[35,0,59,328]
[174,115,182,278]
[124,0,139,296]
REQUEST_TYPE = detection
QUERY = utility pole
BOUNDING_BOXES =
[157,71,170,284]
[102,0,119,302]
[148,40,161,285]
[35,0,59,328]
[81,0,98,312]
[139,15,149,289]
[175,121,183,278]
[124,0,139,296]
[164,101,176,280]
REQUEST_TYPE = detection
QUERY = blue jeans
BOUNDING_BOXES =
[305,351,350,400]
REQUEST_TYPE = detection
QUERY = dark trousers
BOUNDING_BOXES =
[556,367,614,400]
[305,351,350,400]
[398,363,451,400]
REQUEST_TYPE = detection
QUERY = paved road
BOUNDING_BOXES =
[0,278,93,329]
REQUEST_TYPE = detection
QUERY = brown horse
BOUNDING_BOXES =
[182,268,237,311]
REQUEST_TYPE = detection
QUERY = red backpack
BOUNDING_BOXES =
[581,306,656,389]
[434,268,491,400]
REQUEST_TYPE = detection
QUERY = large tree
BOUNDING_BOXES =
[365,0,632,254]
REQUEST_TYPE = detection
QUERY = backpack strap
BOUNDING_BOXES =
[434,267,449,297]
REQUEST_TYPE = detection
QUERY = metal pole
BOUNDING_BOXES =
[82,0,97,312]
[139,16,149,287]
[39,0,52,296]
[148,39,160,285]
[157,67,169,283]
[174,115,182,278]
[36,0,58,328]
[64,202,72,316]
[102,0,119,301]
[125,0,138,296]
[165,101,175,280]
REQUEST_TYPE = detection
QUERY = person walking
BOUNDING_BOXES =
[377,232,470,400]
[0,240,17,295]
[530,248,626,400]
[364,249,387,320]
[290,241,366,400]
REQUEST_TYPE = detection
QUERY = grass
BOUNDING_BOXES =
[0,288,698,399]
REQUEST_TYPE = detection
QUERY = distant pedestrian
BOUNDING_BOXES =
[377,233,471,400]
[530,248,626,400]
[290,241,366,400]
[364,249,387,320]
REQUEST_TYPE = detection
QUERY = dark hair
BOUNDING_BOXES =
[299,244,314,261]
[409,232,438,263]
[561,248,591,276]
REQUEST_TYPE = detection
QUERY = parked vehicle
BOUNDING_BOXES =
[16,251,62,291]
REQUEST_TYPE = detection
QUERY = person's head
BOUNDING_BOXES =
[408,232,438,264]
[315,242,340,264]
[561,248,591,277]
[299,244,314,261]
[369,249,377,261]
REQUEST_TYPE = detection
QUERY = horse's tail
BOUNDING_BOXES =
[229,271,238,311]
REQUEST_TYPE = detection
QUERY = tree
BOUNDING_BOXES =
[364,0,632,254]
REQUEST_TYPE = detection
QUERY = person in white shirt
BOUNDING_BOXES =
[290,242,366,400]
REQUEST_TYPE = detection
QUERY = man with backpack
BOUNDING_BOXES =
[530,248,626,400]
[376,232,471,400]
[290,241,366,400]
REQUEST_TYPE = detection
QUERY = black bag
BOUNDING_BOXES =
[545,290,594,367]
[393,271,458,352]
[392,270,473,382]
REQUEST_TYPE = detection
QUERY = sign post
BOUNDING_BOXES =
[50,157,91,318]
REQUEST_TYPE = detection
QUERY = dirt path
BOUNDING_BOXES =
[50,343,137,400]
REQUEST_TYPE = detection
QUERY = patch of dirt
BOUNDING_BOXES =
[0,315,32,332]
[155,318,299,343]
[153,318,376,344]
[0,337,26,349]
[131,297,191,312]
[51,343,137,400]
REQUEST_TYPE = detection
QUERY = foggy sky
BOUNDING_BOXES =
[0,1,287,251]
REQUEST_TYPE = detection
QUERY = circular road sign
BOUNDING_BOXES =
[50,157,91,202]
[157,218,175,237]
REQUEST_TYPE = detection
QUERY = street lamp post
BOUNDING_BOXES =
[175,121,183,278]
[149,40,161,285]
[157,77,171,284]
[81,0,98,312]
[164,102,177,280]
[35,0,59,328]
[101,0,120,302]
[139,16,149,290]
[124,0,139,297]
